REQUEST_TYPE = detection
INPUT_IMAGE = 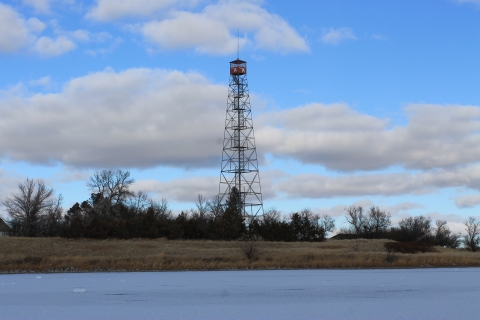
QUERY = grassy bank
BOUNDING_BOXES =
[1,237,480,273]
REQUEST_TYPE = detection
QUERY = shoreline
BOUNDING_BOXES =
[2,265,480,275]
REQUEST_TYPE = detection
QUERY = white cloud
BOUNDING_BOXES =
[69,30,91,42]
[140,1,308,54]
[257,103,480,171]
[0,3,76,57]
[50,168,91,184]
[263,103,387,132]
[22,0,53,13]
[455,194,480,208]
[316,203,363,219]
[130,170,280,203]
[0,168,25,220]
[22,0,76,14]
[26,17,46,33]
[0,68,226,169]
[64,29,112,43]
[85,37,123,56]
[142,12,242,54]
[276,164,480,199]
[134,177,220,203]
[88,1,307,54]
[48,28,116,55]
[28,76,51,87]
[321,27,356,45]
[33,35,76,56]
[0,3,35,53]
[87,0,189,21]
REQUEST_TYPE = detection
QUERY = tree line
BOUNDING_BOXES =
[2,169,479,251]
[2,170,334,241]
[340,205,480,251]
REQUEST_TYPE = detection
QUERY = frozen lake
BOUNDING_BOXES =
[1,268,479,319]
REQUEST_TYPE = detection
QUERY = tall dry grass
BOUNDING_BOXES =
[1,237,479,273]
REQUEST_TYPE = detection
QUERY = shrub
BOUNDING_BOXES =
[237,234,263,260]
[384,241,437,254]
[396,216,432,242]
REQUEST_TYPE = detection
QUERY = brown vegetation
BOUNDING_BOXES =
[384,242,437,254]
[1,237,480,273]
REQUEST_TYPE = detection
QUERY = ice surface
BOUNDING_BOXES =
[0,268,479,319]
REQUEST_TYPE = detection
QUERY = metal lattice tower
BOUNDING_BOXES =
[219,59,264,219]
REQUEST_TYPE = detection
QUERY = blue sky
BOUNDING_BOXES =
[1,0,480,233]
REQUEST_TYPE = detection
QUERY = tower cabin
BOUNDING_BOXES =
[230,59,247,108]
[230,59,247,75]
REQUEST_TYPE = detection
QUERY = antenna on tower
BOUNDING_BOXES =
[237,28,239,59]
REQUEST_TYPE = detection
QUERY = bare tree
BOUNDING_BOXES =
[87,169,135,205]
[434,220,461,249]
[345,205,366,234]
[207,194,224,218]
[300,208,316,220]
[190,194,210,219]
[41,194,64,236]
[463,217,480,252]
[365,207,391,235]
[344,206,391,238]
[3,179,62,237]
[263,207,281,224]
[126,191,152,217]
[318,215,335,237]
[149,198,172,219]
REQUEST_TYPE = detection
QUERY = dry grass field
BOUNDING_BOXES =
[1,237,480,273]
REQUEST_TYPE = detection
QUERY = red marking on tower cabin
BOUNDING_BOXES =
[230,66,246,75]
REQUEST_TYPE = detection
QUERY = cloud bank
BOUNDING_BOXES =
[257,103,480,171]
[0,68,226,168]
[0,3,93,57]
[87,0,191,21]
[87,0,308,54]
[139,2,308,54]
[2,67,480,206]
[2,1,307,57]
[0,3,40,53]
[2,71,480,174]
[277,164,480,199]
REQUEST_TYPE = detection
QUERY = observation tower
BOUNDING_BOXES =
[219,58,264,219]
